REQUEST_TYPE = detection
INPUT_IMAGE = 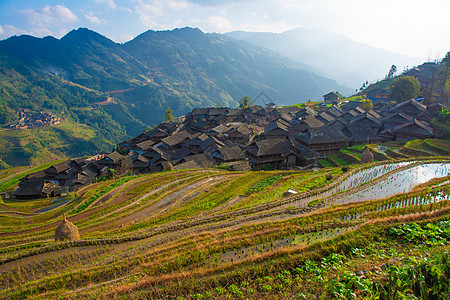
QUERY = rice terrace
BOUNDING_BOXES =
[1,151,450,299]
[1,12,450,299]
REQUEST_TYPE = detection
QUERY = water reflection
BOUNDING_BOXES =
[332,163,450,205]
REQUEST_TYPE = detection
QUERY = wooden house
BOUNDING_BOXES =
[382,112,413,130]
[244,138,298,169]
[394,119,433,140]
[227,125,254,146]
[264,119,290,139]
[210,145,245,164]
[14,179,58,200]
[349,112,383,133]
[323,92,341,104]
[294,126,348,156]
[366,88,390,103]
[389,99,427,117]
[98,151,124,168]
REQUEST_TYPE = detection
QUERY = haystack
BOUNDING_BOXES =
[55,214,80,242]
[361,147,374,164]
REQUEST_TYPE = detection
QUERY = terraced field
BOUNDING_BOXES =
[1,157,450,299]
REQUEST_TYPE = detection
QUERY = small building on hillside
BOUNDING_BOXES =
[323,92,341,104]
[366,88,390,103]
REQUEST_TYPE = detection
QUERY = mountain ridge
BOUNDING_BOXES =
[0,26,348,167]
[226,27,423,87]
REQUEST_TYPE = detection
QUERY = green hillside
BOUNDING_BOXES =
[0,119,102,168]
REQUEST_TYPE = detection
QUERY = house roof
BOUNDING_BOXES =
[265,119,289,134]
[394,118,433,135]
[105,151,123,164]
[14,179,58,197]
[349,113,383,127]
[46,161,71,174]
[161,130,192,147]
[135,139,155,151]
[206,124,230,135]
[295,106,317,118]
[243,106,262,114]
[276,106,301,116]
[297,126,347,145]
[382,112,413,123]
[228,124,253,136]
[323,92,340,98]
[300,116,325,128]
[181,153,215,168]
[367,109,383,120]
[245,138,294,157]
[340,101,362,111]
[390,99,427,113]
[226,109,242,116]
[190,108,209,115]
[133,155,149,163]
[343,125,379,142]
[317,112,335,123]
[172,148,195,161]
[21,170,46,182]
[145,127,169,139]
[328,117,349,130]
[216,145,245,162]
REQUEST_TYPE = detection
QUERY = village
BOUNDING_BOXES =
[12,86,446,199]
[7,110,60,130]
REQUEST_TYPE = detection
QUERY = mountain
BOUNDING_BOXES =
[226,28,423,88]
[0,27,349,167]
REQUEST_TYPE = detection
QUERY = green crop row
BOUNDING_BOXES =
[70,176,137,215]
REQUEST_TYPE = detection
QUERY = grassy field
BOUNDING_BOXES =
[0,152,449,298]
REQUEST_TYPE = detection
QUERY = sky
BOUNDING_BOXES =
[0,0,449,60]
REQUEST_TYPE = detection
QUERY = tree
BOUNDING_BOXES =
[387,64,397,78]
[238,96,253,109]
[360,99,373,111]
[165,107,174,122]
[442,51,450,68]
[389,76,421,103]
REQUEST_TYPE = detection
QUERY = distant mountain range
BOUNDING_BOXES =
[0,27,349,167]
[226,28,423,88]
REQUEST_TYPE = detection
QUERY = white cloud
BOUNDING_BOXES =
[21,5,78,27]
[0,24,31,40]
[207,16,232,32]
[94,0,117,9]
[85,11,103,25]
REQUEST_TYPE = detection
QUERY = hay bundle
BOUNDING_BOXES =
[55,214,80,242]
[361,147,374,164]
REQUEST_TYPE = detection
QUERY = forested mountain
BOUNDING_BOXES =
[226,28,423,87]
[0,27,348,167]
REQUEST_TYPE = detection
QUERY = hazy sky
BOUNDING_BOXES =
[0,0,448,59]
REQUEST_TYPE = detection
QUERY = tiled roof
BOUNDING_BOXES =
[217,146,245,161]
[246,138,294,157]
[161,130,192,147]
